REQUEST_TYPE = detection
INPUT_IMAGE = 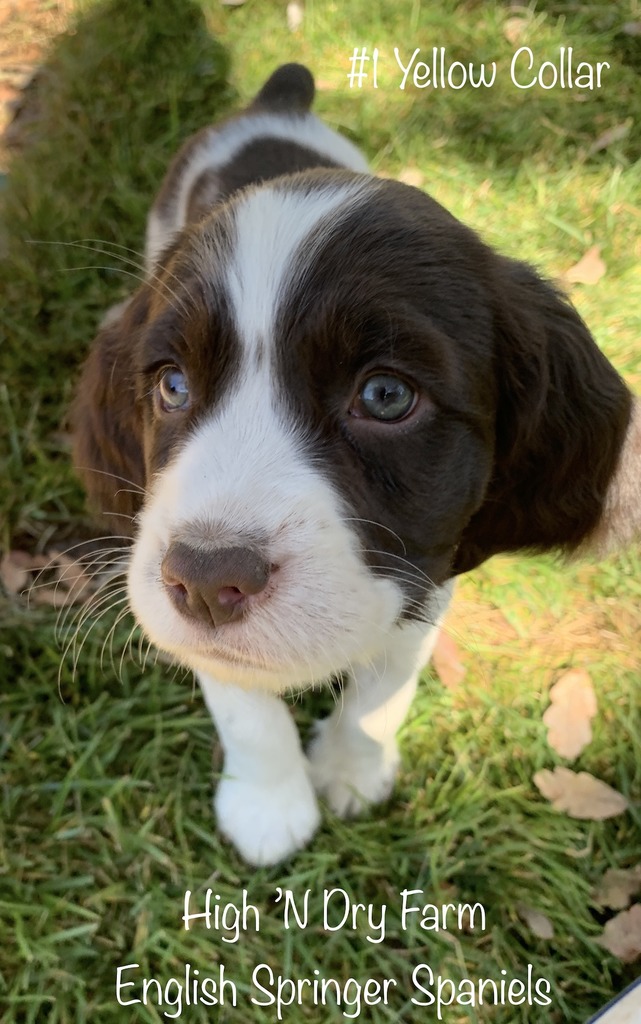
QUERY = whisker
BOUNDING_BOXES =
[342,517,407,555]
[142,637,155,674]
[55,557,129,639]
[121,620,141,684]
[362,550,438,588]
[101,604,135,676]
[35,237,190,317]
[62,585,130,649]
[67,237,192,311]
[58,592,129,692]
[74,466,145,495]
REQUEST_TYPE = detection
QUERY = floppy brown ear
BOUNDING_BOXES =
[71,293,150,531]
[454,258,637,574]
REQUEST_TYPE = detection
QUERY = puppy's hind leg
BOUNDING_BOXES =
[308,582,453,818]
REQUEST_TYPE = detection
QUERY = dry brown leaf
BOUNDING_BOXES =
[286,0,304,32]
[398,167,425,189]
[432,632,466,690]
[594,867,641,911]
[542,667,597,759]
[1,550,32,595]
[1,550,53,595]
[29,552,93,608]
[1,549,96,608]
[562,245,606,286]
[589,120,632,155]
[503,16,528,45]
[622,21,641,36]
[597,904,641,963]
[533,767,628,820]
[517,904,555,939]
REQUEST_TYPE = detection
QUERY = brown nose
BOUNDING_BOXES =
[161,543,271,628]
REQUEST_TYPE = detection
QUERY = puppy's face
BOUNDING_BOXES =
[73,170,633,690]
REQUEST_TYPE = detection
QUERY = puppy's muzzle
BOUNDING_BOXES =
[161,542,272,627]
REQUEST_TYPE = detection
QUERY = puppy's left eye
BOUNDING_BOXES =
[351,374,417,422]
[157,367,190,412]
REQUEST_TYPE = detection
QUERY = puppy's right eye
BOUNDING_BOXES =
[157,367,190,412]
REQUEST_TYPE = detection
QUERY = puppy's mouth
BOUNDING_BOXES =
[189,641,280,674]
[157,582,284,670]
[149,608,290,679]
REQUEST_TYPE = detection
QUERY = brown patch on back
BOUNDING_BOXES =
[203,136,340,202]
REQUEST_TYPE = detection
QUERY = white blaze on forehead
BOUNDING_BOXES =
[225,179,370,346]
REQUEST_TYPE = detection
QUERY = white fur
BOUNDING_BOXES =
[308,589,451,818]
[197,594,451,865]
[224,178,370,346]
[198,674,320,866]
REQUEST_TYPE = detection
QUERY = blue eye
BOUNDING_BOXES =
[355,374,416,422]
[157,367,190,412]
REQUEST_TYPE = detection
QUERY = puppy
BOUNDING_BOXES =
[72,64,641,866]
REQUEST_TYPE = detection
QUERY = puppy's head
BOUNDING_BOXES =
[72,171,637,690]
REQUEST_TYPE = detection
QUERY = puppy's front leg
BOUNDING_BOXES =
[308,584,452,817]
[197,674,320,866]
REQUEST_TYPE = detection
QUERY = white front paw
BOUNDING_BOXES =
[307,719,400,818]
[215,770,320,866]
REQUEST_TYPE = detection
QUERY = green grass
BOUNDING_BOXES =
[1,0,641,1021]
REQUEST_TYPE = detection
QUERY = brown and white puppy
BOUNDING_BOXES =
[72,64,641,865]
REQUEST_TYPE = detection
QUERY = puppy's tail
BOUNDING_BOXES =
[250,63,315,114]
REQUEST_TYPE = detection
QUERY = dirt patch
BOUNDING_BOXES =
[0,0,74,167]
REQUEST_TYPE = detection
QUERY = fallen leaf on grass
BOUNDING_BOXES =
[594,867,641,911]
[432,632,466,690]
[31,552,94,607]
[503,16,528,45]
[0,549,93,607]
[398,167,425,189]
[517,904,555,939]
[542,667,597,759]
[562,245,606,286]
[286,0,304,32]
[597,904,641,963]
[0,550,35,595]
[589,120,632,155]
[533,767,628,820]
[622,21,641,36]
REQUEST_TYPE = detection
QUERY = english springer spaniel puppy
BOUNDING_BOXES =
[72,64,641,866]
